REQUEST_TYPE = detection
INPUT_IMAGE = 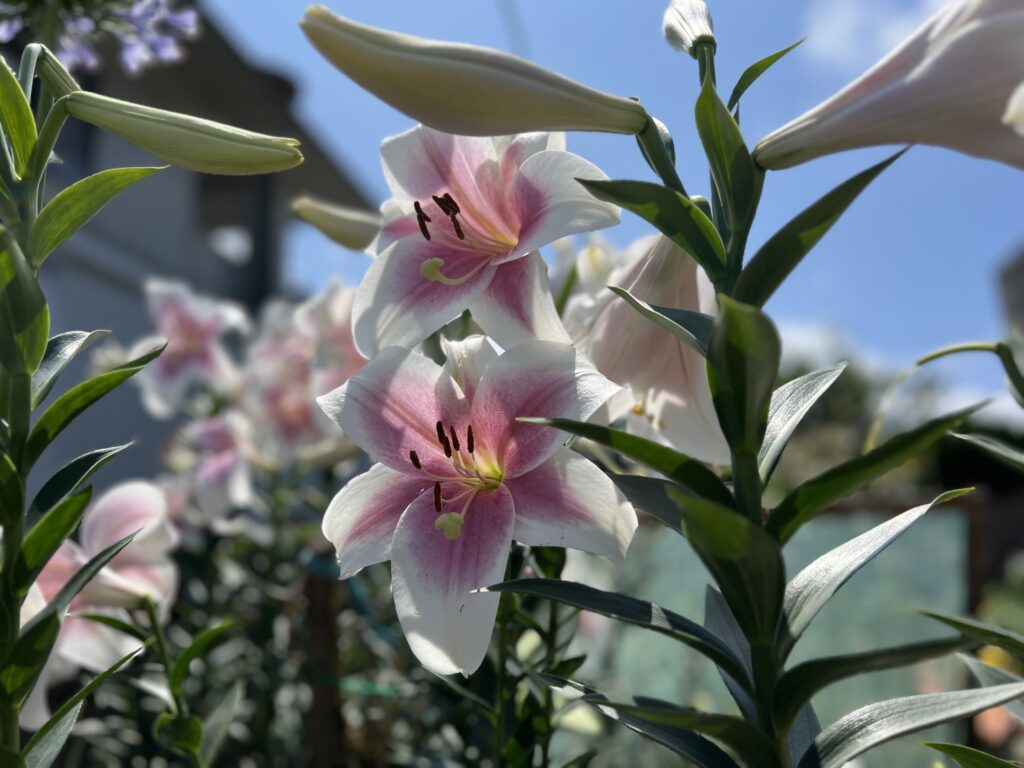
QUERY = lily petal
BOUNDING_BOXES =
[441,335,499,401]
[506,448,637,561]
[80,481,178,564]
[472,341,620,477]
[318,346,466,476]
[469,252,571,349]
[390,485,515,676]
[322,463,427,578]
[509,149,620,261]
[352,238,497,357]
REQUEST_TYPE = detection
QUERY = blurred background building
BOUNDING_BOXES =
[30,13,369,487]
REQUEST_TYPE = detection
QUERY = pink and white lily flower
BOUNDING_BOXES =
[294,278,367,397]
[318,338,637,676]
[132,279,249,419]
[21,481,179,729]
[178,412,254,526]
[354,126,620,356]
[570,235,730,465]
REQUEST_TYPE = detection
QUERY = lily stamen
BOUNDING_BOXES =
[420,256,492,286]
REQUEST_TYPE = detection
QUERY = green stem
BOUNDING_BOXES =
[731,449,763,524]
[495,591,509,768]
[916,341,999,364]
[143,597,187,718]
[540,600,558,768]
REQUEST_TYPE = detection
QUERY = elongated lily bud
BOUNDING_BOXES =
[35,45,80,96]
[292,195,381,250]
[301,5,649,136]
[663,0,715,57]
[1004,82,1024,138]
[65,92,303,175]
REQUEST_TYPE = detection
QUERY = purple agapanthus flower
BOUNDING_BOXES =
[0,0,199,75]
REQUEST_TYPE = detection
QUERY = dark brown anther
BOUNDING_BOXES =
[449,426,460,453]
[414,200,432,241]
[409,450,421,469]
[466,425,474,454]
[433,482,442,512]
[436,420,446,446]
[450,216,465,240]
[441,434,453,459]
[432,193,465,240]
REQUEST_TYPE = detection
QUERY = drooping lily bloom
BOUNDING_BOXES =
[570,235,730,465]
[21,481,179,730]
[318,339,637,676]
[354,126,619,357]
[132,279,249,418]
[755,0,1024,170]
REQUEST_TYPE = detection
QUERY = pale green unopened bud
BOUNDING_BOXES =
[1003,82,1024,138]
[34,45,80,96]
[663,0,715,57]
[65,91,303,175]
[301,5,649,136]
[292,195,380,250]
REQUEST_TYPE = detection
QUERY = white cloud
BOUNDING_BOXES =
[803,0,948,74]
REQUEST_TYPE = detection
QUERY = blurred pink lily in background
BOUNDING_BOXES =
[755,0,1024,170]
[294,278,366,397]
[318,339,637,675]
[132,279,249,418]
[354,126,620,356]
[173,411,254,527]
[21,481,179,729]
[569,236,729,465]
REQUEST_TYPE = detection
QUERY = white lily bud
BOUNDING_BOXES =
[663,0,716,57]
[300,5,649,136]
[65,92,303,175]
[1004,82,1024,138]
[292,195,381,251]
[755,0,1024,170]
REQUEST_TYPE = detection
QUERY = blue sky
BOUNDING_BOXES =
[204,0,1023,404]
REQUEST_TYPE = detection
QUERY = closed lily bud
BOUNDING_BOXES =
[663,0,715,57]
[755,0,1024,170]
[292,195,381,251]
[65,91,303,175]
[1004,82,1024,137]
[300,5,649,136]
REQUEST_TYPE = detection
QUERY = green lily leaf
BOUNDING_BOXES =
[28,443,131,525]
[0,246,50,374]
[695,75,756,239]
[200,681,244,765]
[578,179,726,283]
[24,343,164,471]
[733,151,903,308]
[926,743,1019,768]
[923,614,1024,659]
[23,648,142,766]
[759,364,847,481]
[31,330,110,409]
[782,490,970,654]
[518,419,733,505]
[28,166,164,268]
[0,53,37,177]
[170,621,235,693]
[954,432,1024,471]
[767,405,980,542]
[727,41,803,111]
[12,488,93,597]
[543,675,741,768]
[775,636,967,730]
[487,578,750,689]
[797,682,1024,768]
[670,490,785,644]
[958,654,1024,720]
[608,285,714,356]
